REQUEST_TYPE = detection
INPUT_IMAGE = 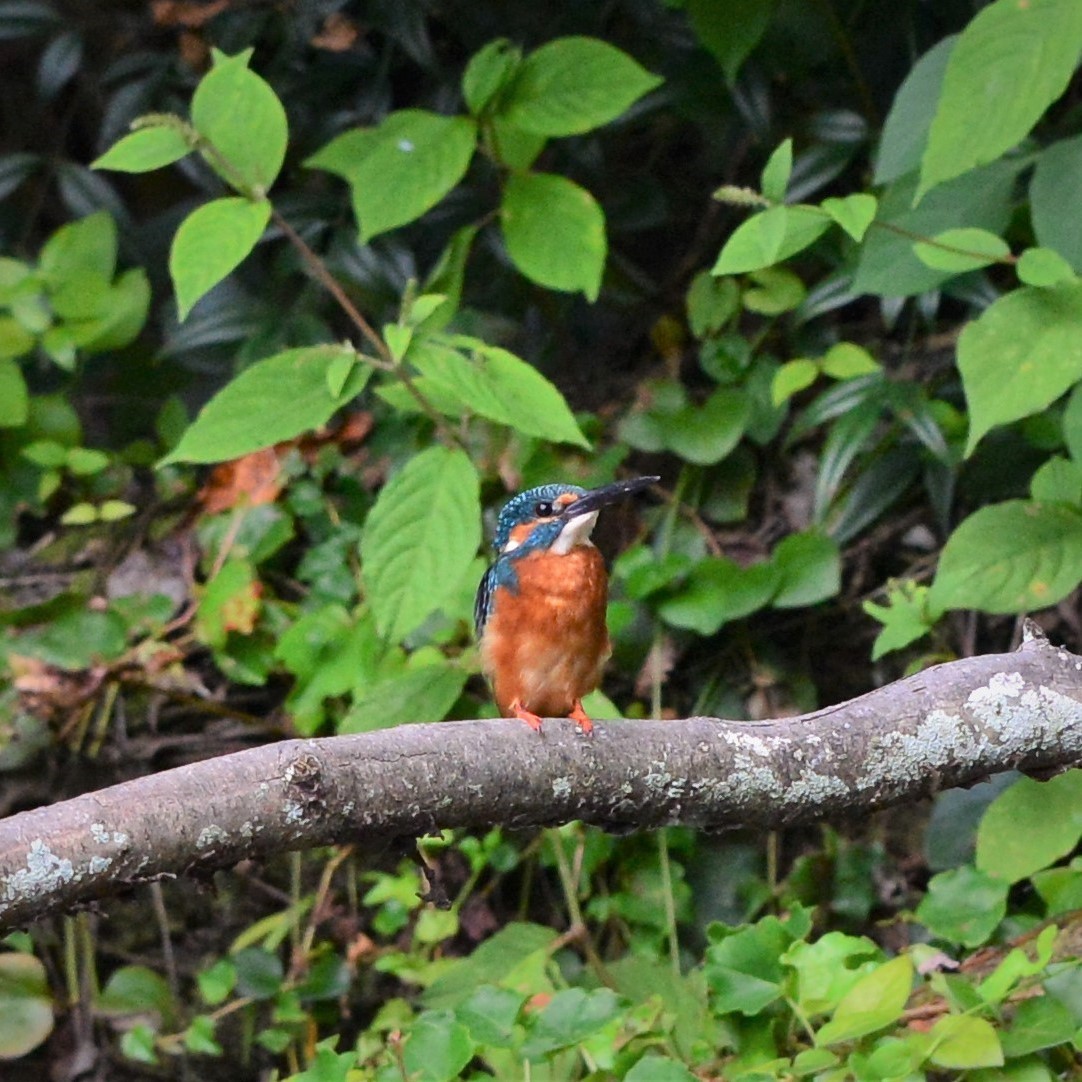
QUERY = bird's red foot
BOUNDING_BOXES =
[510,698,544,733]
[569,700,594,736]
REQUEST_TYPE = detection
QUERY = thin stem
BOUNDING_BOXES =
[270,208,389,362]
[548,829,614,987]
[271,207,465,445]
[656,830,681,977]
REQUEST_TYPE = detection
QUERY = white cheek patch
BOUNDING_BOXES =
[551,511,599,554]
[502,537,522,553]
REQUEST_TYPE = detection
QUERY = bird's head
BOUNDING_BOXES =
[492,477,658,559]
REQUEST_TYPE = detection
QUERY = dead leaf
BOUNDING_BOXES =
[311,13,359,51]
[199,447,283,515]
[151,0,230,28]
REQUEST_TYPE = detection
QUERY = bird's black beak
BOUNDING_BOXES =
[560,476,659,519]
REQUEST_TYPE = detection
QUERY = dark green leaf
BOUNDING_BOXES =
[462,39,521,115]
[455,985,525,1048]
[340,662,467,733]
[1031,134,1082,271]
[686,0,775,83]
[875,37,954,184]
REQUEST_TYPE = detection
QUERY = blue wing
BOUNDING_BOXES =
[474,564,496,638]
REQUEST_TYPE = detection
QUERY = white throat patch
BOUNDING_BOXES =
[551,511,599,554]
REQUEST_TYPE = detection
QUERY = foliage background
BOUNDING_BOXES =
[3,0,1082,1078]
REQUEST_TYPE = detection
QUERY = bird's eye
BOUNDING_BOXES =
[535,501,554,517]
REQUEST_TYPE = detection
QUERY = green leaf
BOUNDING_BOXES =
[501,171,606,300]
[978,925,1057,1006]
[1017,246,1077,288]
[455,985,525,1048]
[360,446,481,643]
[705,912,808,1016]
[713,205,830,275]
[99,965,177,1026]
[190,50,288,191]
[821,342,880,380]
[0,358,28,426]
[742,266,805,315]
[1031,456,1082,504]
[410,340,589,446]
[184,1015,223,1056]
[918,0,1082,201]
[815,955,913,1045]
[782,933,881,1017]
[771,531,840,609]
[863,581,935,660]
[760,138,792,203]
[1031,134,1082,271]
[39,210,116,286]
[772,358,818,406]
[927,1014,1004,1070]
[875,37,954,184]
[462,39,521,115]
[933,500,1082,614]
[0,953,53,1059]
[92,124,192,173]
[1000,995,1077,1058]
[165,345,365,464]
[169,196,270,320]
[498,36,661,137]
[687,0,775,83]
[67,267,151,353]
[959,281,1082,455]
[197,959,236,1006]
[821,193,878,241]
[423,922,556,1009]
[0,315,36,361]
[976,771,1082,883]
[306,111,477,243]
[658,557,779,635]
[232,947,283,1000]
[916,866,1008,947]
[854,161,1020,296]
[13,608,127,668]
[664,387,749,465]
[1064,383,1082,463]
[625,1057,699,1082]
[521,988,623,1056]
[120,1025,158,1064]
[686,272,740,337]
[912,227,1010,273]
[340,662,467,733]
[402,1010,475,1082]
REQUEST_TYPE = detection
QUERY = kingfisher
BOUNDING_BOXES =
[474,476,658,734]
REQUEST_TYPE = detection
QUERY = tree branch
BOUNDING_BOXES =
[3,634,1082,930]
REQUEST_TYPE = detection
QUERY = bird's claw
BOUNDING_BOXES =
[569,701,594,736]
[511,699,544,733]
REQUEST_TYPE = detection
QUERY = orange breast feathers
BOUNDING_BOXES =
[480,545,612,719]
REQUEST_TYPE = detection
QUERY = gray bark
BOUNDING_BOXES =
[2,632,1082,930]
